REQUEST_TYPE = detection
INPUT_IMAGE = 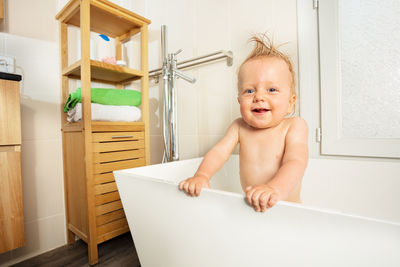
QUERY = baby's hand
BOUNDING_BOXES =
[245,185,280,212]
[178,175,210,197]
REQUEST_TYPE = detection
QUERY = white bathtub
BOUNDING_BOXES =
[114,155,400,267]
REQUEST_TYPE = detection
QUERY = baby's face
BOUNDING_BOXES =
[237,56,295,129]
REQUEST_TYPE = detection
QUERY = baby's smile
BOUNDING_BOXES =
[252,108,271,114]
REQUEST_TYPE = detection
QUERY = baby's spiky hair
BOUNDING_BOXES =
[239,33,296,96]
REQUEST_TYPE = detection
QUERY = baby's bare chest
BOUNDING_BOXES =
[239,128,286,161]
[238,129,287,186]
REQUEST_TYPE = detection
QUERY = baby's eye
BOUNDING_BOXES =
[244,89,255,94]
[268,88,278,93]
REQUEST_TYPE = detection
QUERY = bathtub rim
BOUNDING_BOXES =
[114,163,400,228]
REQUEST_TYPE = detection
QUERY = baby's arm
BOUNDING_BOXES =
[179,119,240,196]
[246,118,308,211]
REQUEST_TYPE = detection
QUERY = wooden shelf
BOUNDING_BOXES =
[57,1,150,264]
[63,60,143,84]
[55,0,151,38]
[92,121,145,132]
[63,121,145,132]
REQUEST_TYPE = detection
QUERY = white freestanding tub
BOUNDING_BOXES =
[114,155,400,267]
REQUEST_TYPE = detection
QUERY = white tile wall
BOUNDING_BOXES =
[177,73,198,136]
[21,139,64,223]
[179,134,200,160]
[148,82,163,135]
[9,214,66,264]
[20,99,61,141]
[150,135,164,164]
[198,135,225,156]
[197,62,232,135]
[145,0,299,160]
[0,33,64,266]
[5,0,58,42]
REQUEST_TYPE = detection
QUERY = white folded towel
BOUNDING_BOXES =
[67,103,141,122]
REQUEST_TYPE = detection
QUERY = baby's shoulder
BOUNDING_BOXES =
[283,117,308,141]
[284,117,308,130]
[232,117,248,128]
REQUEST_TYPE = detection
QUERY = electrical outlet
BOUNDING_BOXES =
[0,55,15,73]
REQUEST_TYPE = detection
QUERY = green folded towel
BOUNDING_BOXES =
[63,88,141,112]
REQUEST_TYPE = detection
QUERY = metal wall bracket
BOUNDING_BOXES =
[313,0,319,9]
[316,127,322,143]
[149,50,234,83]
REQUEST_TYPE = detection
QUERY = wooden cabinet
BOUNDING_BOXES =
[0,0,3,20]
[0,79,22,145]
[55,0,151,265]
[0,77,25,253]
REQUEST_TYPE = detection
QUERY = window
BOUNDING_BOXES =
[298,0,400,158]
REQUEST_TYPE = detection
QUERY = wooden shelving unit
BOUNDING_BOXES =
[56,0,151,265]
[63,60,144,84]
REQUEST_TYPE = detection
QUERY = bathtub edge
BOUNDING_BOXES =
[114,169,400,228]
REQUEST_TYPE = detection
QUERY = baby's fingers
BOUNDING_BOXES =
[194,183,203,196]
[183,181,191,195]
[246,188,256,206]
[267,193,279,208]
[178,180,185,191]
[188,183,196,196]
[259,191,271,212]
[250,190,264,212]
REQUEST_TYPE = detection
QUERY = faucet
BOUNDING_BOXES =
[0,59,8,72]
[169,49,196,83]
[161,26,196,163]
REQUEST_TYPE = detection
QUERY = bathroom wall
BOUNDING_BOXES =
[0,1,65,266]
[144,0,298,162]
[0,0,397,266]
[0,0,60,42]
[0,1,297,265]
[0,33,65,266]
[0,0,297,265]
[0,0,292,265]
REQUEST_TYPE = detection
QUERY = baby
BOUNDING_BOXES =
[179,34,308,212]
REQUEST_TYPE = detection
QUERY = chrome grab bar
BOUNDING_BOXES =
[149,50,233,80]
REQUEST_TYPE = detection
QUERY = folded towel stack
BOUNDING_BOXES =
[68,103,141,122]
[64,88,141,112]
[64,88,142,122]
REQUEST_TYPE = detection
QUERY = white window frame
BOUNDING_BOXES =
[298,0,400,159]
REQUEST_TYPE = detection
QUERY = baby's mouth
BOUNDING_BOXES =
[252,108,270,114]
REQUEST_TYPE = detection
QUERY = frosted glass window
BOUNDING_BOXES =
[339,0,400,138]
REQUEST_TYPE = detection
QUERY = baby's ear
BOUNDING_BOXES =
[287,94,296,114]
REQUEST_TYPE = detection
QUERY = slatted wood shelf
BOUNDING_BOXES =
[96,209,125,226]
[55,0,151,38]
[95,191,120,206]
[97,217,128,236]
[93,149,145,163]
[62,121,145,132]
[97,225,129,244]
[62,60,144,84]
[92,131,144,142]
[93,139,144,152]
[96,200,123,216]
[94,173,115,185]
[95,182,118,195]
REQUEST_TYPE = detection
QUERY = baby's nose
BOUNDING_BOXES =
[254,91,266,101]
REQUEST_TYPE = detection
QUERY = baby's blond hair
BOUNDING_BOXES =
[238,33,296,97]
